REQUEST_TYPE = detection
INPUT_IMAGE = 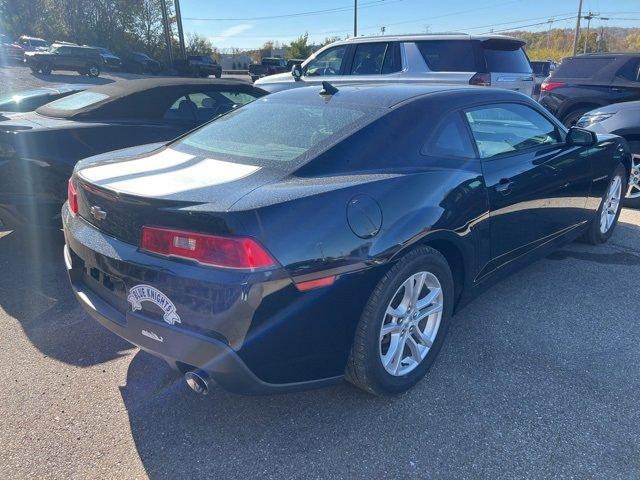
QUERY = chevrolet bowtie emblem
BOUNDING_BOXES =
[90,205,107,220]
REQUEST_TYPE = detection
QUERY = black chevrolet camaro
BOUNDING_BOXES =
[63,83,630,396]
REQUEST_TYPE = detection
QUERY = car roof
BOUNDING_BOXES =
[267,82,526,109]
[36,78,266,120]
[331,33,524,45]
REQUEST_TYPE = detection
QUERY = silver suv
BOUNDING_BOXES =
[255,34,534,96]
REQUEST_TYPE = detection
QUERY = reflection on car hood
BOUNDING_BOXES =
[588,100,640,115]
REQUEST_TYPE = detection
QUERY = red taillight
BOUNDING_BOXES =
[67,179,78,215]
[540,81,566,92]
[140,226,276,270]
[469,72,491,87]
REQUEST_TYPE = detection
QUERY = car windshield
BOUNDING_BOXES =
[176,98,377,166]
[31,39,47,47]
[43,91,109,112]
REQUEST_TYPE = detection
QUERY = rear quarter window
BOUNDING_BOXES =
[416,40,477,72]
[554,57,614,79]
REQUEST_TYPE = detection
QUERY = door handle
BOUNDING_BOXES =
[495,178,514,194]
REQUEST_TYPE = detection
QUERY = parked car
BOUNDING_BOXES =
[539,53,640,127]
[577,100,640,208]
[286,58,305,69]
[24,44,104,76]
[17,35,49,52]
[249,57,288,82]
[122,52,162,74]
[530,60,557,100]
[0,84,90,115]
[62,83,629,396]
[176,55,222,78]
[255,34,534,95]
[0,78,266,228]
[0,39,24,64]
[92,47,122,69]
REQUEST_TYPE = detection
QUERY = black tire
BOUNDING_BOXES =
[562,107,593,128]
[345,246,455,396]
[87,64,100,77]
[30,66,40,74]
[215,73,221,79]
[40,62,52,75]
[582,163,627,245]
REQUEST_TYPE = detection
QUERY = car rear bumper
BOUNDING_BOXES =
[65,244,339,394]
[62,206,348,394]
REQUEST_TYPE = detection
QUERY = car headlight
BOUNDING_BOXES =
[576,112,614,127]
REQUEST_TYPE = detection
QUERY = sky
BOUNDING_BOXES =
[179,0,640,50]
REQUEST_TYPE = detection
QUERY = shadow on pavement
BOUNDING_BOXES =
[0,227,132,366]
[31,72,114,86]
[118,213,640,479]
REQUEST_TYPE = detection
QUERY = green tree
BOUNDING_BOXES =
[186,32,216,56]
[286,33,311,59]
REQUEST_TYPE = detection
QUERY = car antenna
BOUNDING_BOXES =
[319,81,339,96]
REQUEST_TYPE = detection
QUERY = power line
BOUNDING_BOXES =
[183,0,402,22]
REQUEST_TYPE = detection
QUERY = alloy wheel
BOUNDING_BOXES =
[627,154,640,199]
[89,66,99,76]
[600,174,622,234]
[379,271,443,376]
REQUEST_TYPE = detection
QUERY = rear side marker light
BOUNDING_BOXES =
[140,226,276,270]
[540,81,566,92]
[295,276,336,292]
[68,179,78,216]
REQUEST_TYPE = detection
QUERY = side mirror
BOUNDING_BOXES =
[291,64,303,80]
[567,127,597,147]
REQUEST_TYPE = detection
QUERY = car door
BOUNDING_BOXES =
[465,102,592,269]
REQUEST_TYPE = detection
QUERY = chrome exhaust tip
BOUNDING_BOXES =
[185,370,210,395]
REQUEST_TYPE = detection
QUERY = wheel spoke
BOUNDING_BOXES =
[409,272,426,307]
[387,335,406,374]
[412,326,434,348]
[386,304,407,319]
[416,302,443,322]
[406,336,426,363]
[415,287,441,310]
[380,322,402,337]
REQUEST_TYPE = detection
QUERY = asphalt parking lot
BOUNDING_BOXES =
[0,210,638,479]
[1,65,640,479]
[0,63,250,96]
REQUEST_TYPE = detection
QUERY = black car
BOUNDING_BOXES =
[0,84,91,114]
[177,55,222,78]
[577,100,640,208]
[92,47,122,69]
[539,53,640,127]
[0,78,266,228]
[24,44,104,77]
[122,52,162,74]
[62,83,630,396]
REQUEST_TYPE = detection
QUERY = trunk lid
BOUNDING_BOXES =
[75,146,287,244]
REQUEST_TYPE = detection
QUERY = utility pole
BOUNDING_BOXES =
[160,0,173,66]
[546,18,554,50]
[583,11,597,54]
[572,0,583,55]
[354,0,358,37]
[174,0,186,60]
[380,26,386,35]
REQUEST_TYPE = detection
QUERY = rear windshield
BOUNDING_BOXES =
[43,91,109,111]
[177,98,376,165]
[482,43,531,73]
[416,40,477,72]
[554,57,613,78]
